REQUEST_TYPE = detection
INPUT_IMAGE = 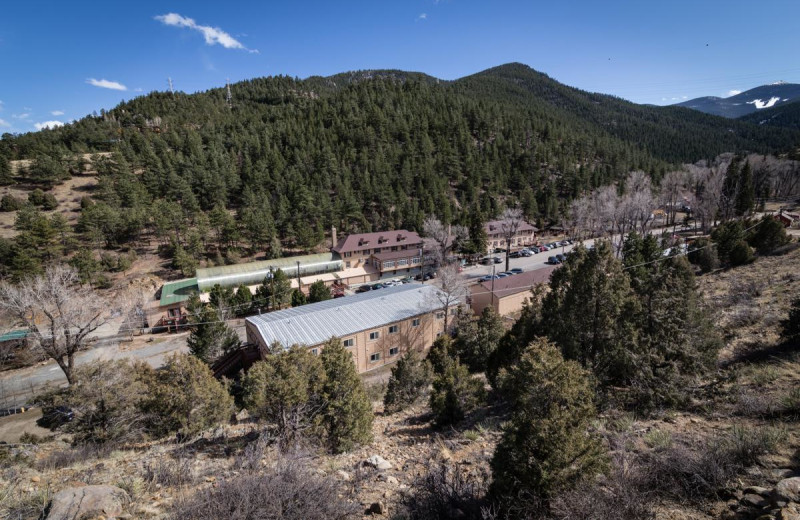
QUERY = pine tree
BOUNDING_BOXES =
[308,280,332,303]
[320,337,373,453]
[490,339,605,503]
[186,293,241,364]
[734,160,755,217]
[384,349,432,413]
[242,346,326,449]
[291,288,307,307]
[429,355,486,427]
[0,155,13,186]
[453,307,504,372]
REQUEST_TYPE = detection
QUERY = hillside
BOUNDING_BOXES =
[675,82,800,118]
[1,63,799,282]
[739,97,800,130]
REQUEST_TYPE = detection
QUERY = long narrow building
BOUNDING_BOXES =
[245,283,453,373]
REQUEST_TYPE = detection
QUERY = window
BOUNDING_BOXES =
[412,318,420,327]
[344,252,351,258]
[397,258,408,267]
[450,308,458,315]
[311,348,318,356]
[388,325,399,334]
[411,257,420,264]
[369,331,380,341]
[345,261,351,268]
[384,261,395,269]
[389,347,399,356]
[370,352,381,362]
[343,338,354,347]
[436,312,445,319]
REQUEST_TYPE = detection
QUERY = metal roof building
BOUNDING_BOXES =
[196,253,342,291]
[245,283,446,349]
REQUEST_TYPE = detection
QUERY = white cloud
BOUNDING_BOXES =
[34,120,64,130]
[726,89,742,97]
[87,78,127,90]
[0,118,10,128]
[155,13,258,53]
[417,13,428,20]
[13,113,30,119]
[134,87,143,92]
[51,110,65,116]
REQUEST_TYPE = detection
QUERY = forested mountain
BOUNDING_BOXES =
[675,82,800,118]
[1,63,799,280]
[739,97,800,130]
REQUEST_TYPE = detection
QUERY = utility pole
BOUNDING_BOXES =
[296,261,302,292]
[490,264,496,308]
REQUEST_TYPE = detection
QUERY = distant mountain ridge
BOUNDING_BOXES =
[675,82,800,118]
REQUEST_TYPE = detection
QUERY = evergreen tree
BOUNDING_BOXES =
[542,242,640,387]
[782,297,800,344]
[291,288,307,307]
[453,307,505,373]
[747,215,791,255]
[734,160,755,217]
[383,349,432,413]
[308,280,332,303]
[320,337,374,453]
[490,338,605,503]
[230,284,253,317]
[242,346,326,450]
[185,293,241,364]
[429,355,486,427]
[687,237,720,273]
[0,155,13,186]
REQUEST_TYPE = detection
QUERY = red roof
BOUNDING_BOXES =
[333,230,423,254]
[484,219,538,234]
[472,265,557,299]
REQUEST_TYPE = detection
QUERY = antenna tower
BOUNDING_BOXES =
[226,78,233,109]
[167,77,175,96]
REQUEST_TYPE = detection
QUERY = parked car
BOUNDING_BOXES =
[510,268,523,274]
[556,254,567,263]
[479,274,499,282]
[509,251,522,259]
[355,285,372,293]
[496,272,510,278]
[400,276,414,284]
[539,245,549,252]
[493,247,507,253]
[520,248,533,257]
[547,256,559,265]
[500,271,515,277]
[530,246,541,254]
[493,257,503,264]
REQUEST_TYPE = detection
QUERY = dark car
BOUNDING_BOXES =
[493,247,507,253]
[355,285,372,293]
[371,283,386,290]
[493,257,503,264]
[548,256,560,265]
[530,246,541,254]
[556,254,567,263]
[510,268,523,274]
[509,251,522,259]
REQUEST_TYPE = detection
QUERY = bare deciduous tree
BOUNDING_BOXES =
[423,217,468,267]
[499,207,524,272]
[660,170,687,226]
[0,265,114,385]
[429,264,468,332]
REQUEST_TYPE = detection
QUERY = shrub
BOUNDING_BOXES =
[404,461,489,520]
[242,346,326,450]
[170,457,358,520]
[429,357,486,427]
[145,354,234,439]
[0,194,23,212]
[427,334,454,376]
[320,337,373,453]
[729,239,754,266]
[490,339,606,502]
[384,349,432,413]
[711,220,746,265]
[308,280,332,303]
[748,215,791,255]
[40,360,153,444]
[687,237,719,273]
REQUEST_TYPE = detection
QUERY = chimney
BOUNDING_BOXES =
[331,226,337,249]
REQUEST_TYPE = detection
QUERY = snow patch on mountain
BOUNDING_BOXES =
[747,97,781,109]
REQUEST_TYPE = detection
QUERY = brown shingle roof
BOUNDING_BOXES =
[484,219,538,234]
[333,230,423,254]
[372,248,424,261]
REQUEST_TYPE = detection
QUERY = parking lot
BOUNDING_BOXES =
[462,240,581,283]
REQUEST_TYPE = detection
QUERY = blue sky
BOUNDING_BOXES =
[1,0,799,134]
